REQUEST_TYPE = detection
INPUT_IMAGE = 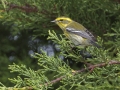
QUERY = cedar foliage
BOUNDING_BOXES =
[0,0,120,90]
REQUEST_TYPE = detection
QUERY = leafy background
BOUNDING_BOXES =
[0,0,120,89]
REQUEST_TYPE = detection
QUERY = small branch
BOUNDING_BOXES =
[73,60,120,75]
[47,60,120,85]
[7,3,38,13]
[45,76,65,85]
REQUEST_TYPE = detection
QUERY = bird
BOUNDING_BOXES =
[51,16,100,48]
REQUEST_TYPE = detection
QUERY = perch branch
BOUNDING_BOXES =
[47,60,120,85]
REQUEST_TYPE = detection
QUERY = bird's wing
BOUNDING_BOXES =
[66,27,101,48]
[66,27,95,41]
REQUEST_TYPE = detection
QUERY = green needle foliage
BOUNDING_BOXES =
[0,0,119,37]
[0,0,120,90]
[0,30,119,90]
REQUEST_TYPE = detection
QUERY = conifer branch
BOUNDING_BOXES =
[45,60,120,85]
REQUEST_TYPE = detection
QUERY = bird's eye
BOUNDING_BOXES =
[59,19,63,22]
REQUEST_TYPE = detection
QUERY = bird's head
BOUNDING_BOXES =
[51,16,73,28]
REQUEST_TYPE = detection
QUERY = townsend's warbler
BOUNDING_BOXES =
[51,16,100,48]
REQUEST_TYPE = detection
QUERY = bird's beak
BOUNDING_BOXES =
[51,20,56,23]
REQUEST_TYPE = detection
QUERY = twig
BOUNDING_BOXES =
[45,76,65,85]
[7,3,38,13]
[46,60,120,85]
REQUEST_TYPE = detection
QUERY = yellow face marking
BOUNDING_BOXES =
[54,17,73,28]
